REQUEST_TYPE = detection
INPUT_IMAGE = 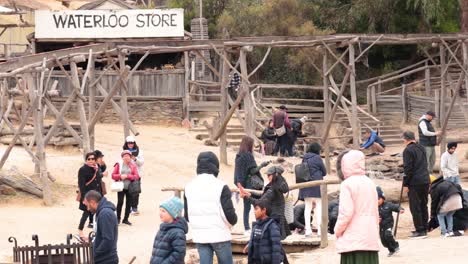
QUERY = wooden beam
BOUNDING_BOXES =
[240,49,255,138]
[248,47,272,78]
[440,46,447,129]
[439,72,465,149]
[348,44,360,148]
[212,89,248,141]
[183,51,190,119]
[88,52,96,150]
[322,52,331,172]
[119,52,130,138]
[70,61,91,154]
[220,50,229,165]
[194,50,221,79]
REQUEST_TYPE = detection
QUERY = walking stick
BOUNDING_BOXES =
[393,179,405,237]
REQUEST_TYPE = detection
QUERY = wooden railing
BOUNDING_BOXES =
[162,178,341,249]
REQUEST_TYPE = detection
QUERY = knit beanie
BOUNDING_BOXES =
[160,197,184,219]
[376,186,385,200]
[196,151,220,177]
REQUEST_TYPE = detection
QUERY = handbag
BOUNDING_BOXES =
[275,125,286,136]
[111,181,124,192]
[248,173,264,191]
[101,181,107,196]
[128,179,141,195]
[295,162,312,183]
[284,193,295,224]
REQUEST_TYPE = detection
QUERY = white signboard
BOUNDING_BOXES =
[35,9,184,39]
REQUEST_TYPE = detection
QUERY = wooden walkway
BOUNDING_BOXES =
[187,233,321,254]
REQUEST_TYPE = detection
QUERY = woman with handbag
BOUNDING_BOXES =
[77,152,102,238]
[112,150,140,226]
[234,136,270,235]
[239,166,291,240]
[299,143,327,237]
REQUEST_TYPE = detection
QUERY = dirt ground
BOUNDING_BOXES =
[0,123,467,263]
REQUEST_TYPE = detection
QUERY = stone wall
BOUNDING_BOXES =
[48,98,183,126]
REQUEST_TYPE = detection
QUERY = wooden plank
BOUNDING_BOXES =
[88,52,96,150]
[183,51,190,119]
[119,53,130,138]
[240,49,255,138]
[220,51,229,164]
[349,43,359,148]
[70,62,91,154]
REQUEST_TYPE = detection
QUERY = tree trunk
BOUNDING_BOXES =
[461,0,468,32]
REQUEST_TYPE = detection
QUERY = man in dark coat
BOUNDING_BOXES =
[84,190,118,264]
[402,131,430,239]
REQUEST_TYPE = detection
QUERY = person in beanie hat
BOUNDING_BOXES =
[123,135,144,215]
[418,110,441,174]
[150,197,188,264]
[184,151,237,264]
[440,142,460,185]
[377,186,404,257]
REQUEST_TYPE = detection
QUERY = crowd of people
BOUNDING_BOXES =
[75,108,468,264]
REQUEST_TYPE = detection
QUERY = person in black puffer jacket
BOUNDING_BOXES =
[150,197,187,264]
[248,200,284,264]
[241,166,291,240]
[429,176,464,236]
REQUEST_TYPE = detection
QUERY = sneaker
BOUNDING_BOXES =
[453,230,463,236]
[87,223,93,229]
[122,220,132,226]
[409,231,427,239]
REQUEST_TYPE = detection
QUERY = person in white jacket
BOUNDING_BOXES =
[440,142,460,185]
[123,135,144,215]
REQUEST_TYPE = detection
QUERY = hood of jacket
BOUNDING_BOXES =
[196,151,219,177]
[160,217,189,234]
[340,150,366,179]
[96,197,116,218]
[304,152,319,161]
[431,176,445,189]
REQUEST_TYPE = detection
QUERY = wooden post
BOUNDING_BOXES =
[435,89,441,128]
[371,85,377,114]
[425,61,431,96]
[366,87,371,113]
[320,183,328,248]
[440,46,446,128]
[119,53,130,138]
[463,42,468,104]
[184,51,190,120]
[88,54,96,150]
[220,50,229,164]
[70,62,91,154]
[377,79,382,94]
[323,52,331,171]
[401,84,407,125]
[348,44,360,148]
[240,48,255,138]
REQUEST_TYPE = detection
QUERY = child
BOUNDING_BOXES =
[247,200,284,264]
[150,197,187,264]
[377,187,404,257]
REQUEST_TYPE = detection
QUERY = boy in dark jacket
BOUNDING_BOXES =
[150,197,187,264]
[247,200,284,264]
[377,187,404,257]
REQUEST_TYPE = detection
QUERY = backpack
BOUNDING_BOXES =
[295,162,312,183]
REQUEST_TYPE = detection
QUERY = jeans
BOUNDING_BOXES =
[438,211,455,235]
[446,176,460,185]
[424,146,435,174]
[243,198,252,231]
[196,241,233,264]
[408,184,429,232]
[117,189,132,222]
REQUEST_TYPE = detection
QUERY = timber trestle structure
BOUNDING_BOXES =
[1,33,468,226]
[8,234,94,264]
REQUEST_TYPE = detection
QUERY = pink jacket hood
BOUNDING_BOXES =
[341,150,366,179]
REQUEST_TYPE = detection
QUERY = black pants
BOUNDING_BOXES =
[117,189,132,222]
[78,210,91,231]
[274,134,290,156]
[131,179,141,210]
[380,226,399,252]
[408,184,429,232]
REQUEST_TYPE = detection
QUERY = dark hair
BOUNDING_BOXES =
[238,136,254,153]
[254,200,271,216]
[402,131,415,141]
[84,190,102,203]
[268,119,273,126]
[307,143,322,154]
[447,142,458,149]
[85,152,95,160]
[94,150,104,158]
[336,150,350,181]
[123,141,139,157]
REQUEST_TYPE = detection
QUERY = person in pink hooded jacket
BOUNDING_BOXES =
[334,150,380,264]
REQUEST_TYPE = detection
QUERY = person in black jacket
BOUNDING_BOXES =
[84,190,118,264]
[247,200,284,264]
[377,187,404,257]
[286,116,307,156]
[288,203,313,234]
[150,197,187,264]
[402,131,430,239]
[77,152,102,238]
[429,176,464,237]
[260,120,277,156]
[234,136,270,235]
[240,166,291,240]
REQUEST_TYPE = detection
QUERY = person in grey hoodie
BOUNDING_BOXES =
[84,190,118,264]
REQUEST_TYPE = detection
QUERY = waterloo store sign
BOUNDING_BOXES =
[35,9,184,39]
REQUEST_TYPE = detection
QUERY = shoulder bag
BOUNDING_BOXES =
[76,170,97,202]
